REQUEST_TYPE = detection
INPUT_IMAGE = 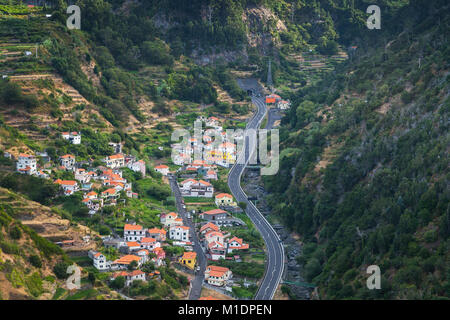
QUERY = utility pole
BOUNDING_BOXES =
[267,59,273,93]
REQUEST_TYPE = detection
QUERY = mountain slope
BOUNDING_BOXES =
[264,2,450,299]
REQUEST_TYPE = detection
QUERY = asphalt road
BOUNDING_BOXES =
[227,79,285,300]
[168,175,207,300]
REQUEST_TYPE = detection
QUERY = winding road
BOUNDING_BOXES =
[227,79,285,300]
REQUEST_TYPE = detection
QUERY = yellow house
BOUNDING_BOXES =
[215,193,237,207]
[179,252,197,270]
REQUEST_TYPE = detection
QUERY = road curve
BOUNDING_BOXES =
[227,80,284,300]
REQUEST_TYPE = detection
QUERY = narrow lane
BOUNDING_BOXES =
[168,175,207,300]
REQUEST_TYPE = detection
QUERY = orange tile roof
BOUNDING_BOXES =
[207,265,230,276]
[102,188,117,195]
[124,224,143,231]
[200,222,219,233]
[60,154,74,159]
[198,180,211,186]
[129,270,145,277]
[108,154,124,160]
[205,230,224,237]
[113,255,141,264]
[155,164,168,169]
[55,179,77,186]
[216,193,232,199]
[153,247,165,254]
[138,249,149,255]
[148,228,166,235]
[181,252,197,260]
[180,178,197,185]
[127,241,140,247]
[19,153,34,158]
[141,237,156,243]
[112,271,128,278]
[203,209,227,215]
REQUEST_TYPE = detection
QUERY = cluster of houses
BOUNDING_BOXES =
[171,116,240,168]
[178,251,233,287]
[12,144,146,215]
[89,223,167,287]
[265,93,290,110]
[53,153,145,214]
[200,221,248,261]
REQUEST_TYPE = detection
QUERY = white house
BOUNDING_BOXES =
[160,212,183,228]
[74,168,90,183]
[227,236,249,253]
[123,224,146,242]
[127,160,146,176]
[154,164,169,176]
[277,100,291,110]
[93,252,108,270]
[140,237,161,251]
[205,169,218,180]
[59,154,75,169]
[173,153,191,165]
[205,265,232,286]
[62,131,81,144]
[206,117,222,131]
[179,179,214,198]
[104,154,125,169]
[169,225,190,242]
[16,153,37,175]
[204,231,224,247]
[54,179,78,195]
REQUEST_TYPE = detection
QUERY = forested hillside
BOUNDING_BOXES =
[1,0,449,300]
[264,1,450,299]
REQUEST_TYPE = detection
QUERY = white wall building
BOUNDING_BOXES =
[169,225,190,242]
[123,224,146,242]
[16,153,37,175]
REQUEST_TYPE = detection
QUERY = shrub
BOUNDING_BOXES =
[53,261,70,279]
[29,254,42,268]
[9,225,22,240]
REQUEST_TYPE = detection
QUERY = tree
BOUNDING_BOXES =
[88,272,96,284]
[29,255,42,268]
[128,260,138,271]
[53,261,70,279]
[9,224,22,240]
[296,100,316,128]
[238,202,247,210]
[110,276,125,290]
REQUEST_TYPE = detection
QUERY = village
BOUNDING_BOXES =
[10,132,144,215]
[3,97,288,299]
[84,115,255,297]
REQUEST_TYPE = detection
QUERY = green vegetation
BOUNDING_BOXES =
[264,2,450,299]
